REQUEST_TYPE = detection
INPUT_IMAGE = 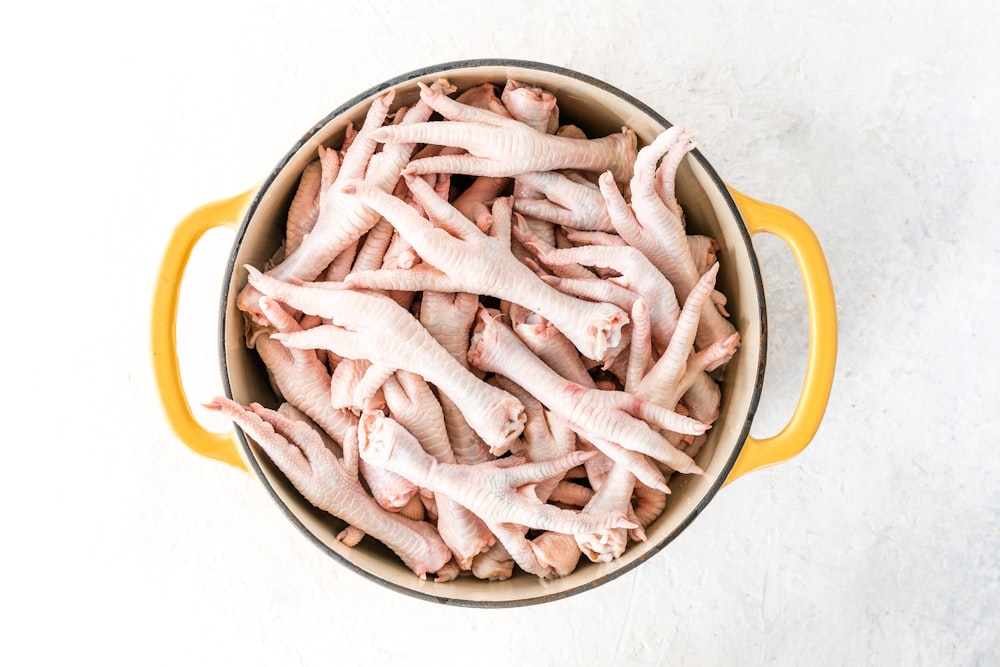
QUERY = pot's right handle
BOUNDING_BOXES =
[724,187,837,485]
[152,190,255,472]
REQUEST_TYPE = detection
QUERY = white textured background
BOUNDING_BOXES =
[3,1,997,665]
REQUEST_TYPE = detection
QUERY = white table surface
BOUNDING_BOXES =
[4,1,997,665]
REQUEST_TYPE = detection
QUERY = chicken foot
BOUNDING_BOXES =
[207,397,455,581]
[245,266,526,451]
[371,82,637,183]
[468,308,706,487]
[346,176,629,363]
[382,371,496,569]
[358,411,636,535]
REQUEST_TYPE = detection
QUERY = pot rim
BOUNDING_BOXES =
[219,58,767,607]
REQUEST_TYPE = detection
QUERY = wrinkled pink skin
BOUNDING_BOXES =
[507,303,593,387]
[245,266,526,452]
[468,308,706,487]
[352,218,394,273]
[337,524,366,547]
[531,532,583,577]
[513,170,613,232]
[521,215,557,247]
[579,440,616,493]
[359,413,638,579]
[379,226,420,309]
[631,479,668,530]
[329,358,388,412]
[320,238,359,282]
[548,480,595,507]
[346,178,629,363]
[237,80,456,323]
[372,82,637,183]
[418,291,479,369]
[598,131,736,349]
[688,234,720,276]
[625,127,699,288]
[350,363,394,409]
[513,220,600,283]
[351,179,410,275]
[626,267,737,497]
[471,542,515,581]
[382,371,495,569]
[575,463,641,563]
[537,243,681,354]
[249,298,357,449]
[501,79,559,133]
[682,370,724,426]
[483,521,558,579]
[688,234,730,316]
[397,493,427,521]
[236,93,394,321]
[284,159,322,256]
[433,492,497,570]
[231,86,740,577]
[207,397,455,581]
[417,291,492,465]
[469,309,707,490]
[654,130,696,222]
[539,275,636,316]
[488,374,574,503]
[636,264,739,410]
[452,174,509,230]
[382,372,452,462]
[474,375,580,579]
[497,303,599,516]
[455,82,511,118]
[625,299,653,394]
[337,420,360,482]
[359,412,636,535]
[359,459,419,510]
[565,228,627,247]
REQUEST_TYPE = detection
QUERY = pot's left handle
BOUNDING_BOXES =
[151,190,255,471]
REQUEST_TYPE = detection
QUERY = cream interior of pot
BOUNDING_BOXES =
[222,63,764,605]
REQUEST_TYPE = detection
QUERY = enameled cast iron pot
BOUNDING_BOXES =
[152,59,837,606]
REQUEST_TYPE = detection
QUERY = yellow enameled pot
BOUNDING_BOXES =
[151,59,837,606]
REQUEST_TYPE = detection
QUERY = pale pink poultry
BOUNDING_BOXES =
[358,411,637,535]
[219,80,744,581]
[244,266,526,451]
[532,242,681,354]
[249,297,357,448]
[381,371,496,569]
[598,130,736,350]
[207,397,457,581]
[500,79,559,133]
[513,170,614,232]
[467,307,706,489]
[370,82,637,182]
[575,463,641,562]
[344,177,629,363]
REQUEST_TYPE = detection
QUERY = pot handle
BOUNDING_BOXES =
[151,190,256,471]
[723,187,837,484]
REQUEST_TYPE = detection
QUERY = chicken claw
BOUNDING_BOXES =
[206,397,453,580]
[468,308,706,483]
[358,412,637,535]
[371,82,637,182]
[347,176,629,363]
[245,265,526,452]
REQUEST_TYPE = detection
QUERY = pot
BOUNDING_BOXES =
[152,59,837,606]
